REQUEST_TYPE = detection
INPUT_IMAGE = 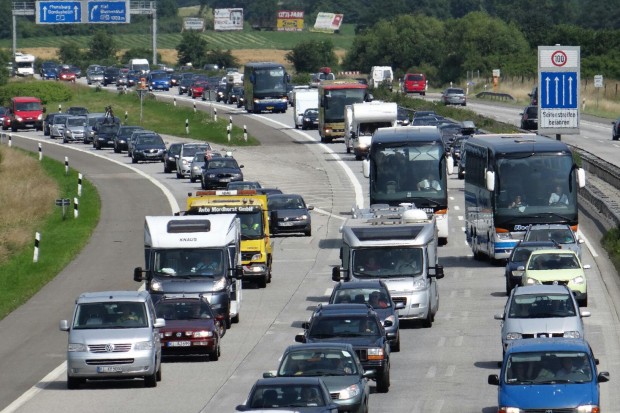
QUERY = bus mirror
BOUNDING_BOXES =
[577,168,586,188]
[362,159,370,178]
[486,170,495,191]
[331,266,341,281]
[366,93,374,102]
[446,157,454,175]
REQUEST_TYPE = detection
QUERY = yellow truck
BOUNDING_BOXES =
[185,190,273,288]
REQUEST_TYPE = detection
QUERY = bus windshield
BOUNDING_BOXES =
[494,153,577,221]
[253,68,286,95]
[324,89,366,122]
[371,143,447,206]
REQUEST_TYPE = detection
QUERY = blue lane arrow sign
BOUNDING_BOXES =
[540,71,578,109]
[36,1,82,24]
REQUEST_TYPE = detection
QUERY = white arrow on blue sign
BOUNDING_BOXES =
[36,1,82,24]
[88,1,130,24]
[540,71,578,109]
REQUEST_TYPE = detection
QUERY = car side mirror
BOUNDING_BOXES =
[494,313,504,320]
[295,333,306,343]
[235,404,248,412]
[154,318,166,328]
[363,370,376,379]
[430,265,444,279]
[331,266,342,282]
[583,264,591,270]
[580,310,591,318]
[301,321,310,330]
[133,267,145,282]
[488,374,499,386]
[59,320,69,331]
[383,319,393,327]
[262,371,276,378]
[598,371,610,382]
[517,265,525,271]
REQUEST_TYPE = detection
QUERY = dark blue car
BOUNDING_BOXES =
[147,70,171,91]
[488,338,609,412]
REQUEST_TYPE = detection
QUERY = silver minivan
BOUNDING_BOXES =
[60,290,164,389]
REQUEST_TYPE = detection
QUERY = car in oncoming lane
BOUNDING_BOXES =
[263,343,371,413]
[236,376,338,412]
[494,284,590,356]
[200,156,244,190]
[154,294,224,360]
[268,194,313,236]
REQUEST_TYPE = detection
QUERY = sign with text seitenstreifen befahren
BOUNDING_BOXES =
[538,46,580,135]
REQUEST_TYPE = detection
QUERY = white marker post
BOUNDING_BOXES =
[185,119,189,134]
[243,125,247,142]
[33,232,40,263]
[38,143,42,161]
[7,133,11,148]
[73,197,79,219]
[65,156,69,175]
[77,173,82,197]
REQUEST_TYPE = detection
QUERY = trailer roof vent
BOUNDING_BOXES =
[167,219,210,233]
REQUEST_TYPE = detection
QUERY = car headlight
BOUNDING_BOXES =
[576,406,600,413]
[525,277,541,285]
[37,114,43,121]
[250,253,262,261]
[496,232,511,240]
[412,277,426,291]
[304,117,310,121]
[572,275,585,284]
[498,408,525,413]
[134,341,154,350]
[505,332,522,340]
[563,330,581,338]
[182,159,190,166]
[15,116,23,122]
[67,343,87,352]
[193,331,213,338]
[338,384,361,400]
[212,277,227,291]
[511,270,524,277]
[383,315,396,326]
[192,166,201,171]
[299,215,308,220]
[207,173,216,178]
[151,280,163,292]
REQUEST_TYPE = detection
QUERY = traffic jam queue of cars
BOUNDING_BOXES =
[5,69,609,411]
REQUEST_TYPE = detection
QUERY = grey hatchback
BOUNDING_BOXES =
[441,87,467,106]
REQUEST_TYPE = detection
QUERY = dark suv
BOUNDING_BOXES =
[520,105,538,130]
[295,303,391,393]
[103,67,120,86]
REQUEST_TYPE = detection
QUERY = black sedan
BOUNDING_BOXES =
[178,74,195,95]
[93,120,121,150]
[236,377,337,412]
[113,125,144,153]
[154,295,224,360]
[131,133,166,164]
[200,156,244,190]
[163,142,183,173]
[504,240,560,295]
[301,108,319,130]
[268,194,313,236]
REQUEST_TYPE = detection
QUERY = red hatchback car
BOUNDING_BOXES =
[154,295,224,360]
[189,80,208,99]
[58,68,76,82]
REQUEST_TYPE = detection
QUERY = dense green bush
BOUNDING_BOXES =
[0,81,73,105]
[602,227,620,273]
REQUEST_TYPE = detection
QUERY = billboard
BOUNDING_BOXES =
[214,8,243,31]
[277,10,304,32]
[312,12,343,33]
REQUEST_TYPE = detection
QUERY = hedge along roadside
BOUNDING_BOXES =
[0,146,101,320]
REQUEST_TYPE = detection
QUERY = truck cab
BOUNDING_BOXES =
[332,205,444,327]
[134,215,243,328]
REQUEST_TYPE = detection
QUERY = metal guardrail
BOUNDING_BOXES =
[475,92,515,101]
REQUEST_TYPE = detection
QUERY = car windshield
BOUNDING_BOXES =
[155,300,213,321]
[152,248,224,277]
[268,196,305,210]
[352,247,424,278]
[120,127,143,138]
[249,384,327,408]
[53,116,69,125]
[525,228,575,244]
[73,301,148,329]
[508,293,576,318]
[332,288,392,309]
[88,117,105,126]
[527,253,580,270]
[207,159,239,169]
[15,102,42,111]
[310,316,380,338]
[511,245,554,262]
[279,348,358,377]
[137,135,164,145]
[505,351,592,384]
[66,118,86,127]
[183,145,210,157]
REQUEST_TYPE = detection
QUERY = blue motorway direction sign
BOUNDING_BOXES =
[88,1,129,24]
[36,1,82,24]
[540,71,578,109]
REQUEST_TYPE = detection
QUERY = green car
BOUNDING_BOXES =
[521,249,589,307]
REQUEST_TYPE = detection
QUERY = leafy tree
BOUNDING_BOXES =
[57,42,85,65]
[87,30,118,62]
[206,49,239,70]
[285,40,337,73]
[0,49,10,85]
[176,31,209,66]
[156,0,179,19]
[121,48,161,65]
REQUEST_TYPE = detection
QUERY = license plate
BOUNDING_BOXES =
[97,366,123,373]
[146,153,157,157]
[220,178,231,182]
[279,222,296,226]
[266,106,274,110]
[107,140,114,145]
[167,341,191,347]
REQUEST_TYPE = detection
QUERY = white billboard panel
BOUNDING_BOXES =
[214,8,243,31]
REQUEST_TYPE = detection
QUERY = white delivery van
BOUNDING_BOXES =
[293,89,319,129]
[369,66,394,91]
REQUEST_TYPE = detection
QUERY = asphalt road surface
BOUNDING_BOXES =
[1,85,619,413]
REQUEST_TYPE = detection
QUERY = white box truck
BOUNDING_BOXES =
[345,101,398,160]
[133,215,243,329]
[293,89,319,129]
[129,58,150,75]
[332,205,444,327]
[369,66,394,91]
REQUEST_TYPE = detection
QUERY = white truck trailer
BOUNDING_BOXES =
[133,215,243,329]
[332,205,444,327]
[293,88,319,129]
[345,101,398,160]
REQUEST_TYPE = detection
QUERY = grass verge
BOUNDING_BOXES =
[0,147,101,320]
[48,83,259,146]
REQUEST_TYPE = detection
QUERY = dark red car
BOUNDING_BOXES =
[189,80,208,99]
[154,295,224,360]
[58,68,76,82]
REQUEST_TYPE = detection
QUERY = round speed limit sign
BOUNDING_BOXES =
[551,51,567,67]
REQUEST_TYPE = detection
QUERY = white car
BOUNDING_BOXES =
[494,285,590,355]
[175,143,211,179]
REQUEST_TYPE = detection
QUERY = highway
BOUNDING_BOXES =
[1,85,619,413]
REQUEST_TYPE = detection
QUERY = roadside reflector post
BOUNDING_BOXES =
[73,197,79,219]
[185,119,189,134]
[58,104,62,113]
[65,156,69,175]
[173,97,176,107]
[243,125,247,142]
[33,232,40,263]
[38,143,42,161]
[8,133,11,147]
[78,173,83,197]
[214,107,217,122]
[124,111,128,123]
[193,102,196,113]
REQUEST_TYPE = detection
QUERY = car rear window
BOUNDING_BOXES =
[407,74,424,81]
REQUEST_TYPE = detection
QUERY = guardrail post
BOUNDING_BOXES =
[185,118,189,134]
